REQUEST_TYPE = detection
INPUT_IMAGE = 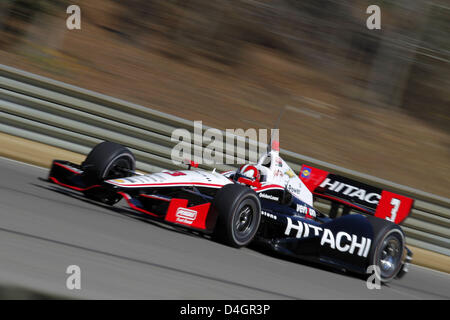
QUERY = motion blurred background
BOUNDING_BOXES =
[0,0,448,196]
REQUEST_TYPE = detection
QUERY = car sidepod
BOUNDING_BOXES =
[259,212,381,275]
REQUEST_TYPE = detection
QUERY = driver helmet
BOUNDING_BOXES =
[238,164,261,182]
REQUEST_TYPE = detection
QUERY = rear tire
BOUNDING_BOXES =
[211,184,261,248]
[366,216,405,283]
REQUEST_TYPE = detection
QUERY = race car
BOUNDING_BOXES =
[48,140,413,283]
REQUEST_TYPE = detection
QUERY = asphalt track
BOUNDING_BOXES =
[0,157,449,300]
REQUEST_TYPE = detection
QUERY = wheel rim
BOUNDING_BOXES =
[235,205,253,233]
[104,156,133,179]
[377,233,403,279]
[232,202,257,243]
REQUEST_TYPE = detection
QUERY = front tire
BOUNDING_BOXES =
[81,141,135,204]
[211,184,261,248]
[82,141,135,180]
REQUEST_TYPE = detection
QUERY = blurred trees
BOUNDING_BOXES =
[402,3,450,132]
[0,0,448,131]
[0,0,68,48]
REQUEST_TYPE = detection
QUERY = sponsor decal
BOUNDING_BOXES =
[164,171,187,177]
[296,204,316,218]
[259,193,279,201]
[284,217,372,257]
[296,204,308,214]
[319,178,381,205]
[261,211,277,220]
[276,157,283,167]
[307,208,316,218]
[175,207,197,225]
[301,167,312,179]
[285,169,296,178]
[274,169,283,177]
[287,184,301,194]
[114,176,159,184]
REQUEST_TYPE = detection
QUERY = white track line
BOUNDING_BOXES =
[0,156,47,171]
[411,264,450,278]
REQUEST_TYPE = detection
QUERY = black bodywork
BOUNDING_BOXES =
[252,188,400,276]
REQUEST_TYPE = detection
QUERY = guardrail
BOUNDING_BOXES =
[0,63,448,256]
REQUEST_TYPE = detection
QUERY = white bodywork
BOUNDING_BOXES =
[106,169,232,188]
[106,150,313,207]
[248,149,313,206]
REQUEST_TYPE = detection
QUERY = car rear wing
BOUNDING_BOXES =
[299,165,414,224]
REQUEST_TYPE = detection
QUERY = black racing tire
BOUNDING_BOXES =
[211,184,261,248]
[366,216,406,283]
[82,141,136,180]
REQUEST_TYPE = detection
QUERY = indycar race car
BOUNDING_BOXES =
[48,140,414,283]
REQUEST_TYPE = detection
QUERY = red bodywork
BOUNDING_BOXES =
[299,165,413,224]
